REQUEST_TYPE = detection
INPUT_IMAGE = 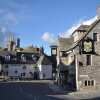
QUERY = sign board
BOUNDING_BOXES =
[82,38,94,54]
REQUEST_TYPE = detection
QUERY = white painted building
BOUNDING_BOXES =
[37,55,52,79]
[2,64,39,79]
[8,64,34,78]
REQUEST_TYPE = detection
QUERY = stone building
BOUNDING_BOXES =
[37,54,52,79]
[0,36,52,80]
[52,6,100,91]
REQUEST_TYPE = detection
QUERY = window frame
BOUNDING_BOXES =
[93,33,98,41]
[5,55,10,61]
[84,80,95,86]
[86,55,91,66]
[21,54,26,61]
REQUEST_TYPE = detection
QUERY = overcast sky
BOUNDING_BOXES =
[0,0,100,55]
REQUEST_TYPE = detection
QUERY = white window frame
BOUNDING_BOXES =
[5,55,10,61]
[21,54,26,62]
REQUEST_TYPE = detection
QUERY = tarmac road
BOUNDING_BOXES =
[0,80,99,100]
[0,80,67,100]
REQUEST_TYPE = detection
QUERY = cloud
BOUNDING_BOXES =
[60,16,97,38]
[0,0,30,46]
[0,9,18,46]
[42,16,98,45]
[0,0,32,28]
[82,16,97,25]
[59,22,81,38]
[41,32,58,45]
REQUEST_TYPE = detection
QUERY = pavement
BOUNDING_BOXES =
[48,80,100,100]
[48,80,67,93]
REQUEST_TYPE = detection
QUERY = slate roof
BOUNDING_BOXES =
[75,25,90,32]
[37,54,52,65]
[58,37,74,51]
[0,50,40,64]
[20,46,40,54]
[72,25,90,36]
[65,19,100,52]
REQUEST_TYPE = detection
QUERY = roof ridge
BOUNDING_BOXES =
[64,19,100,52]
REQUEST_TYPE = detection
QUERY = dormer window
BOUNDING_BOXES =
[32,54,35,58]
[21,54,26,61]
[93,33,98,41]
[5,55,10,61]
[51,48,57,56]
[32,54,37,61]
[51,45,57,56]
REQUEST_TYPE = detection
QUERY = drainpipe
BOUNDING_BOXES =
[56,50,60,85]
[75,54,79,91]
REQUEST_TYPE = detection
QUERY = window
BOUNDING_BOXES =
[32,55,37,61]
[21,72,26,77]
[88,81,91,86]
[85,80,87,86]
[62,51,67,57]
[32,54,35,58]
[91,80,94,86]
[84,80,95,86]
[14,70,18,74]
[93,33,98,41]
[37,48,39,51]
[86,55,91,65]
[29,72,33,75]
[79,62,83,66]
[21,54,26,61]
[52,49,57,55]
[60,51,67,57]
[5,55,10,61]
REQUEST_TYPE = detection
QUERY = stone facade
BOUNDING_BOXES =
[76,20,100,90]
[53,6,100,91]
[0,37,52,80]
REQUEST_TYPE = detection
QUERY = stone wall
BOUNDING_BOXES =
[77,21,100,90]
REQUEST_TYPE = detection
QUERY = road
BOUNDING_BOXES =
[0,80,68,100]
[0,80,100,100]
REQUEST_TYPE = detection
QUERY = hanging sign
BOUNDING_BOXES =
[82,38,94,54]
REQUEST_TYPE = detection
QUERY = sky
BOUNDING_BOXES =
[0,0,100,55]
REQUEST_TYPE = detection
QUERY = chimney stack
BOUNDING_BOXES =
[97,5,100,19]
[7,34,16,51]
[16,38,20,48]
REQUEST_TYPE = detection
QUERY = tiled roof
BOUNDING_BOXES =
[58,37,74,51]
